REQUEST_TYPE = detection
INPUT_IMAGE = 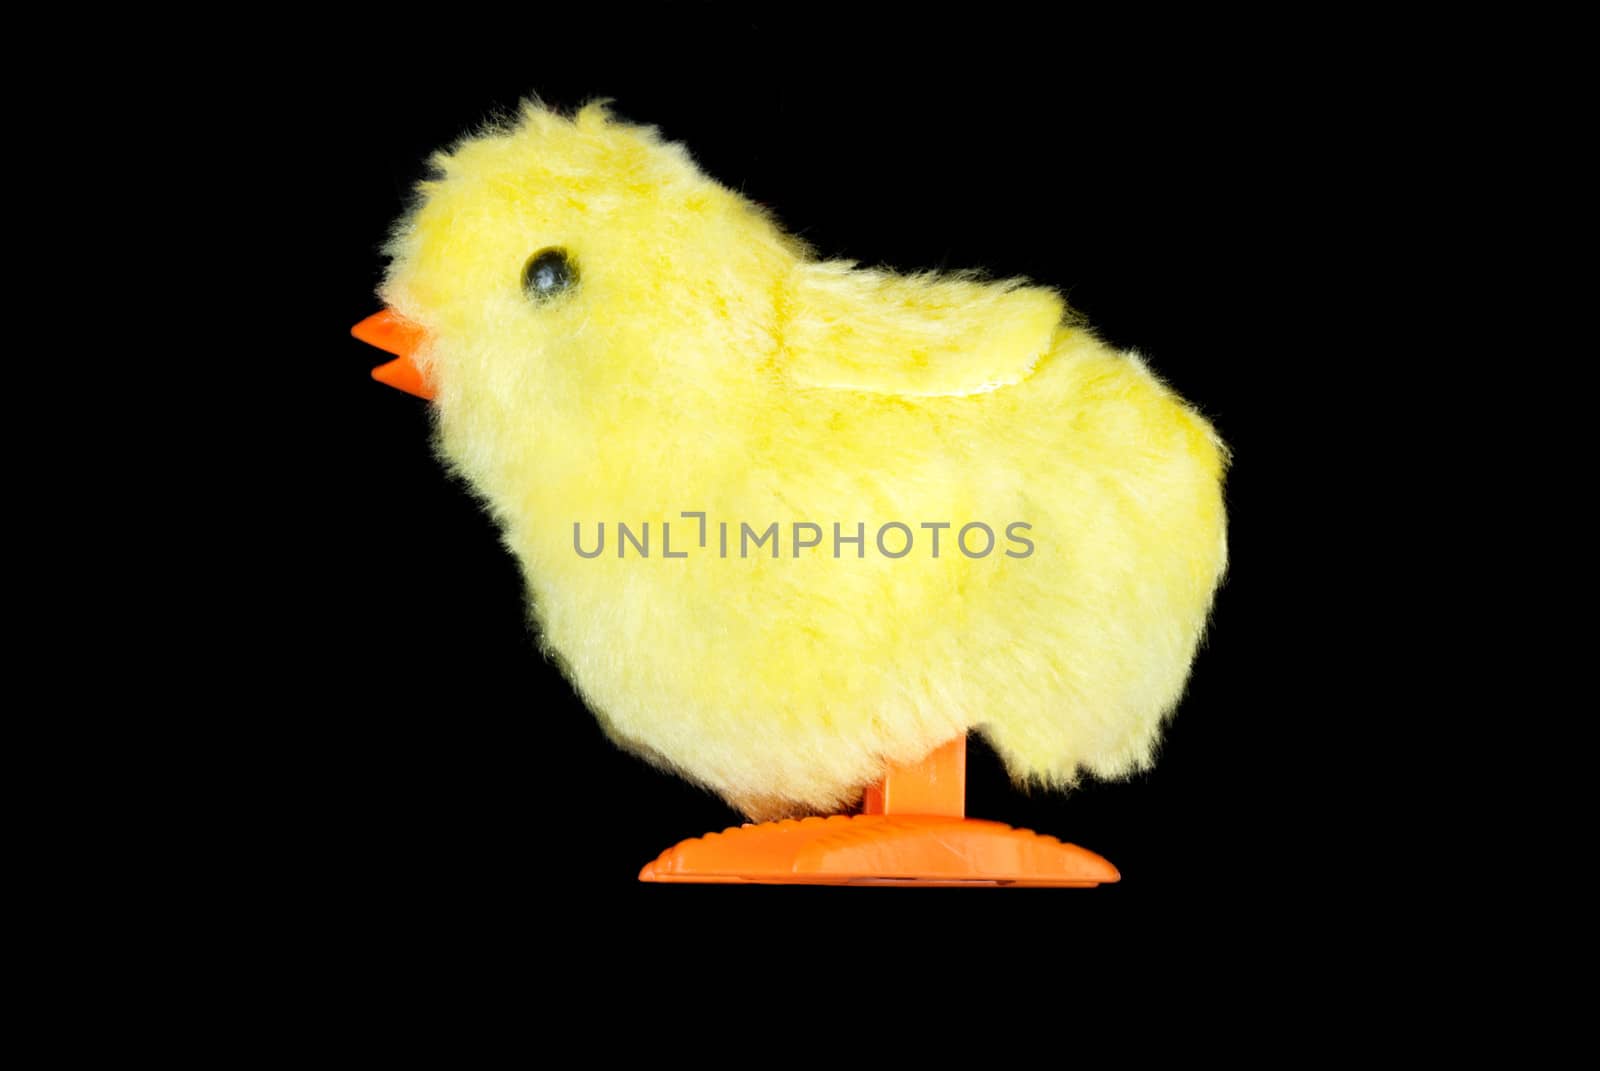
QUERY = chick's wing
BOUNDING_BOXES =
[780,261,1066,398]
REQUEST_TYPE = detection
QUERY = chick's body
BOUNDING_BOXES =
[381,103,1227,818]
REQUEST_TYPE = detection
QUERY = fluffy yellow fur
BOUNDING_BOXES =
[380,101,1228,819]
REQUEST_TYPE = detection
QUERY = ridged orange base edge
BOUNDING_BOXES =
[638,814,1119,887]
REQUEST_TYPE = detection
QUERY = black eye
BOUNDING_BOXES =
[522,247,577,302]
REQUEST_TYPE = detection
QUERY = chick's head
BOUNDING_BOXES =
[380,102,800,452]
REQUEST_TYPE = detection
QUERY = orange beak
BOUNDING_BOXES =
[352,310,434,400]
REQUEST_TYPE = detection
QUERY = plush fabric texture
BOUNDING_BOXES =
[380,101,1229,819]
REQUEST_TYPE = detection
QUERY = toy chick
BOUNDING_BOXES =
[355,101,1228,886]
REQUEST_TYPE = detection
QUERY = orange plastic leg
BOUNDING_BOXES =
[862,735,966,816]
[640,736,1119,887]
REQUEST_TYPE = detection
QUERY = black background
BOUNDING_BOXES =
[267,13,1329,966]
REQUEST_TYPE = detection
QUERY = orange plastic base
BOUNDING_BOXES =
[640,738,1118,887]
[639,814,1118,886]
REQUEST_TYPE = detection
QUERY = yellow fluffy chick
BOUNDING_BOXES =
[376,101,1228,820]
